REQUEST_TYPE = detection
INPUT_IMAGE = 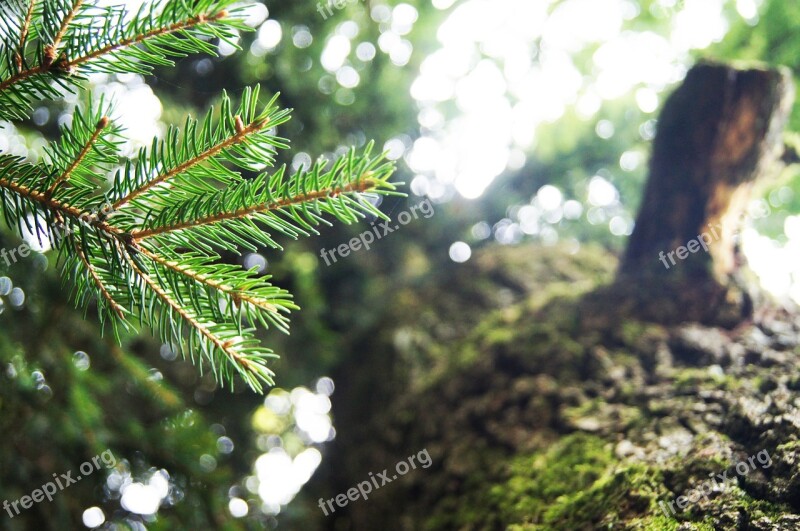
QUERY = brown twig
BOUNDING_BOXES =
[0,175,121,236]
[131,179,376,239]
[74,240,126,319]
[137,245,285,315]
[45,116,109,197]
[0,11,228,91]
[112,114,268,210]
[122,244,257,374]
[15,0,37,72]
[44,0,84,66]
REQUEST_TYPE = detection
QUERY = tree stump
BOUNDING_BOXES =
[616,61,795,326]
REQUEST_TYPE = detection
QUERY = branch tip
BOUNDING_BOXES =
[43,45,57,67]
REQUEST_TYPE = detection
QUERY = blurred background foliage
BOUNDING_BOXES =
[0,0,799,529]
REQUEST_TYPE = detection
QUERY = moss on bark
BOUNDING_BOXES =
[313,242,800,531]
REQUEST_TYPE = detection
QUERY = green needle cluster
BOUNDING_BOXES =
[0,0,397,392]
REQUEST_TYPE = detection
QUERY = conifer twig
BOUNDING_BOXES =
[112,113,268,210]
[16,0,37,72]
[45,116,109,197]
[132,179,376,239]
[45,0,84,66]
[74,239,126,319]
[122,244,264,385]
[137,245,282,314]
[0,0,398,392]
[0,173,122,236]
[70,10,229,69]
[0,9,229,92]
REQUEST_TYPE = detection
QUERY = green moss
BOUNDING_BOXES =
[621,515,685,530]
[776,439,800,452]
[537,464,670,529]
[672,366,740,392]
[675,486,789,529]
[494,433,613,519]
[479,322,521,349]
[423,447,511,531]
[627,517,715,531]
[457,433,694,531]
[418,281,593,392]
[421,435,611,530]
[393,243,622,396]
[617,320,667,347]
[563,399,645,432]
[394,243,791,529]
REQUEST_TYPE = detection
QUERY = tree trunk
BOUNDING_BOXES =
[305,62,800,531]
[617,61,794,326]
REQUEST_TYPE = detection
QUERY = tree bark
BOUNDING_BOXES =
[305,61,800,531]
[617,61,794,326]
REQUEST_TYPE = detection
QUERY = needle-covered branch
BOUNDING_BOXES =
[109,87,291,213]
[130,144,396,251]
[0,0,246,120]
[0,0,399,392]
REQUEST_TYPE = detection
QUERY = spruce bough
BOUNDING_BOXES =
[0,0,397,392]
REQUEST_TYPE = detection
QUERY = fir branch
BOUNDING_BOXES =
[123,244,275,392]
[41,99,122,210]
[135,244,295,334]
[124,142,397,255]
[113,114,270,210]
[60,229,131,339]
[0,167,121,237]
[45,114,109,197]
[74,239,126,320]
[107,87,290,215]
[16,0,36,72]
[0,0,401,392]
[0,9,228,90]
[0,0,244,120]
[45,0,84,66]
[133,179,378,240]
[67,9,230,70]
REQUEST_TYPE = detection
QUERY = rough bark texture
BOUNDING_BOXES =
[618,62,794,326]
[302,62,800,531]
[309,244,800,531]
